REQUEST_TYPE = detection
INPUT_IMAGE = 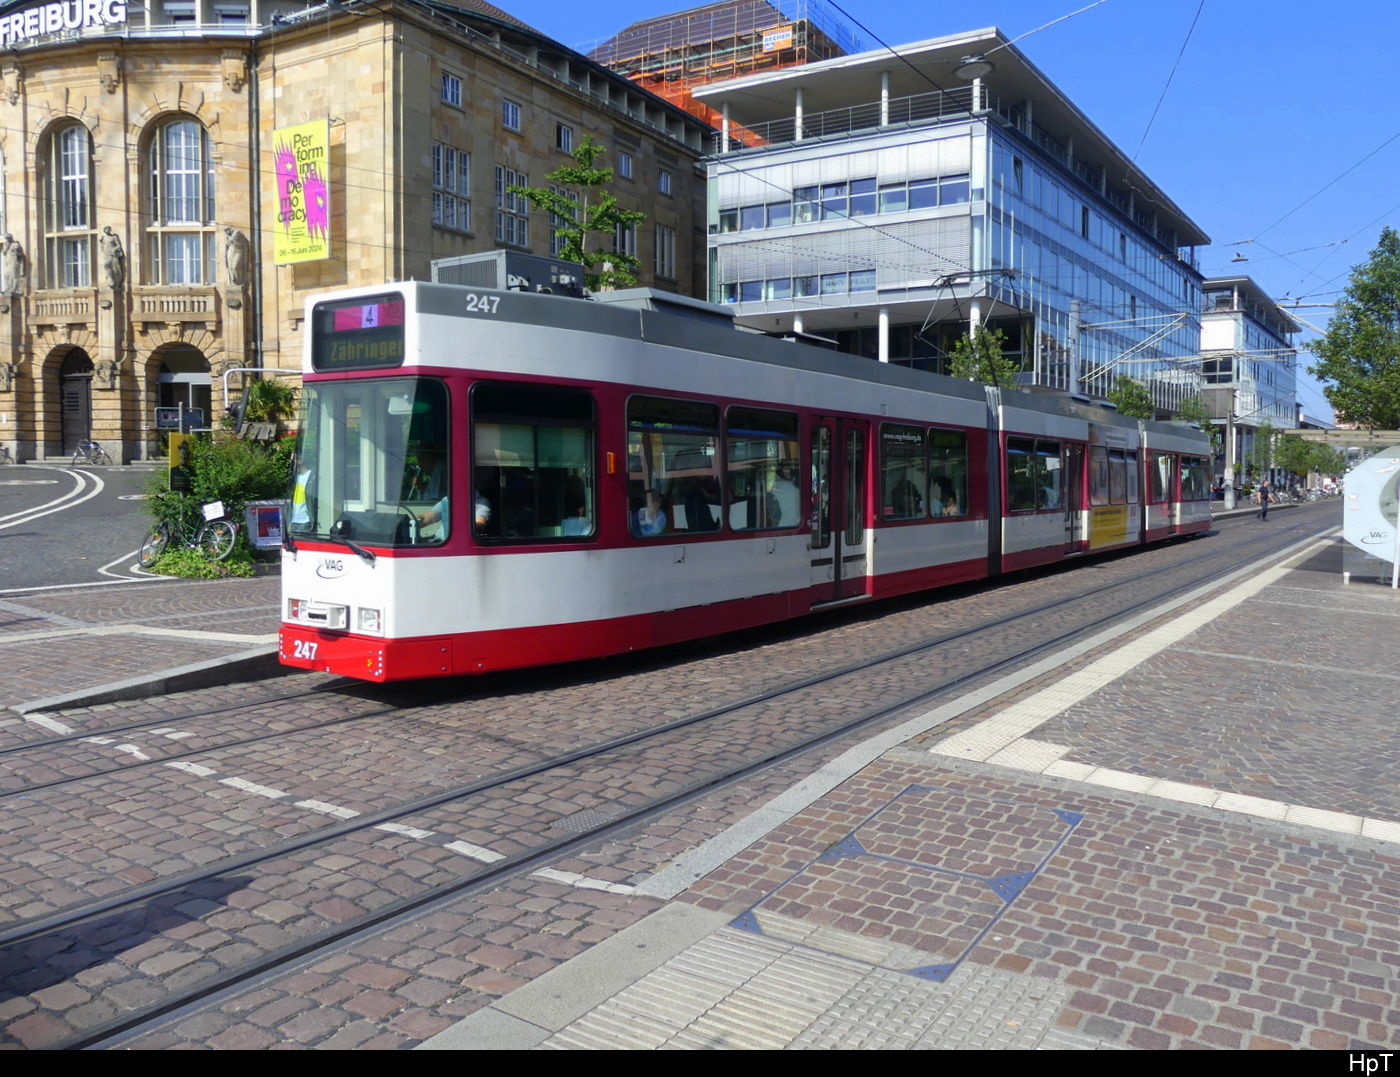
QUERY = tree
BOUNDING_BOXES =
[948,326,1022,389]
[1246,421,1276,478]
[509,135,645,292]
[1174,394,1221,453]
[1309,226,1400,428]
[1107,376,1154,419]
[1274,435,1347,487]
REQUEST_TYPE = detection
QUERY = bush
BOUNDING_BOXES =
[142,432,292,578]
[146,544,257,579]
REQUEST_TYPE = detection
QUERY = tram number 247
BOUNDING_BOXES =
[291,640,319,660]
[464,292,500,315]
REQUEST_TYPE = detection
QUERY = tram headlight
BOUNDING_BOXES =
[358,607,383,634]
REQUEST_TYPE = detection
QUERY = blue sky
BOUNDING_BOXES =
[503,0,1400,424]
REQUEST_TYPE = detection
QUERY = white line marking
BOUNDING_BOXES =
[376,823,435,841]
[27,714,74,735]
[222,776,289,799]
[80,736,151,761]
[532,868,637,894]
[0,469,105,531]
[0,467,88,525]
[296,799,361,819]
[97,546,147,581]
[445,840,506,863]
[0,577,167,597]
[166,761,217,777]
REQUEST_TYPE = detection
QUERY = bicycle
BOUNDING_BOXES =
[71,439,114,466]
[139,501,239,567]
[0,445,12,464]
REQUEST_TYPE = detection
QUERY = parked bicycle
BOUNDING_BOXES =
[71,439,114,466]
[139,501,239,566]
[0,445,12,464]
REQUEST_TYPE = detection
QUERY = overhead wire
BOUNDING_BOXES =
[1129,0,1206,163]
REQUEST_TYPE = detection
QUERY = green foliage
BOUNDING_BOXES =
[243,378,300,425]
[1274,434,1347,479]
[187,433,293,523]
[1174,395,1221,452]
[1107,376,1155,419]
[1246,422,1276,477]
[949,327,1022,389]
[509,135,646,292]
[147,544,256,579]
[142,432,292,554]
[1309,226,1400,427]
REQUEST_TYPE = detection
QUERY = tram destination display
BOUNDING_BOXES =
[311,294,406,372]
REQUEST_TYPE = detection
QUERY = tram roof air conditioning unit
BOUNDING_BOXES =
[431,251,586,298]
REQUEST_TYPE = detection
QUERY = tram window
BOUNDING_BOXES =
[928,428,967,517]
[1151,452,1172,502]
[811,427,832,549]
[293,378,450,547]
[844,429,865,546]
[1109,449,1127,504]
[881,424,926,521]
[1126,451,1140,503]
[1089,445,1109,506]
[471,383,596,543]
[1006,437,1037,512]
[1182,456,1209,501]
[628,396,720,538]
[1037,441,1062,509]
[727,407,799,530]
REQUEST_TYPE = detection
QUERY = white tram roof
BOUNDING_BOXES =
[312,281,1208,449]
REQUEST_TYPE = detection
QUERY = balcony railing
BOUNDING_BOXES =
[31,293,93,321]
[715,84,975,150]
[135,287,219,321]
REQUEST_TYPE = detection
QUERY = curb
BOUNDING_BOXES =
[15,645,287,714]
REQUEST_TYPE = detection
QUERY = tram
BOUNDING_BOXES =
[279,280,1211,682]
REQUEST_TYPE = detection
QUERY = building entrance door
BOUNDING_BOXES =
[59,349,94,454]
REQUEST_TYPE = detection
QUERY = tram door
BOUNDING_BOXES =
[1064,442,1087,553]
[810,418,871,604]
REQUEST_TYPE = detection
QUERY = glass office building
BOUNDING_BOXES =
[698,28,1209,412]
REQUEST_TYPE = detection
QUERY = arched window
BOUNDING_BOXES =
[147,118,216,284]
[43,124,95,288]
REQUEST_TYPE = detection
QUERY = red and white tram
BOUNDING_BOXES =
[280,281,1211,682]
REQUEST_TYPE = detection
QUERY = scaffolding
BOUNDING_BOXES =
[588,0,864,136]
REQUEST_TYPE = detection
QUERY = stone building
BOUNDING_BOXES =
[0,0,710,462]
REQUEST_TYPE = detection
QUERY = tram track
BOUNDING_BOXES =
[0,508,1337,1049]
[0,510,1314,807]
[0,675,508,799]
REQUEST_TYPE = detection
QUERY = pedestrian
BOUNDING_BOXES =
[1258,479,1271,521]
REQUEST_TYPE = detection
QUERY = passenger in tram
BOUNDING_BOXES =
[633,488,668,537]
[929,477,951,516]
[889,474,924,518]
[561,475,592,537]
[683,478,721,531]
[770,464,801,525]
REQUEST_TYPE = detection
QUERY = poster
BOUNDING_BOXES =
[273,119,331,264]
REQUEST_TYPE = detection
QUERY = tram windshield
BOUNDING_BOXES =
[289,377,451,547]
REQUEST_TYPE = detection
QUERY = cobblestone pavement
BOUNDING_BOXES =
[0,576,281,716]
[7,507,1389,1050]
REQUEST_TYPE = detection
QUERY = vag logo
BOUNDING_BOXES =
[317,557,347,578]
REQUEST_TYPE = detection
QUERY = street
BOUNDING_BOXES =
[0,465,159,593]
